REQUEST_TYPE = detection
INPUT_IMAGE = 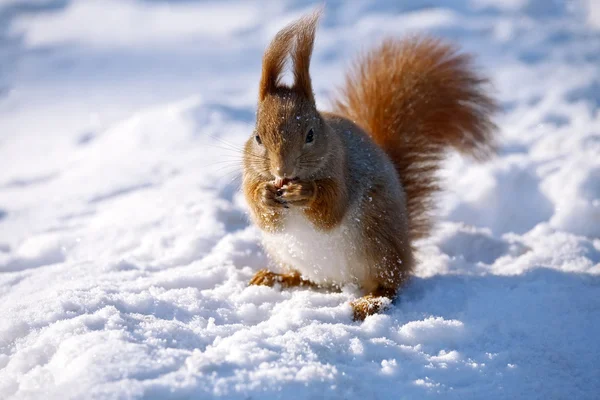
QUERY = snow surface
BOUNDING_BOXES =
[1,0,600,399]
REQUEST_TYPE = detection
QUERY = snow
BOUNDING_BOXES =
[10,0,261,47]
[1,0,599,399]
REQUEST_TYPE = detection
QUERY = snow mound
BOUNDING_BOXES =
[1,1,599,399]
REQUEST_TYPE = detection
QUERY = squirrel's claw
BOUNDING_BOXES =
[261,182,288,209]
[278,180,317,206]
[249,269,278,286]
[249,269,315,288]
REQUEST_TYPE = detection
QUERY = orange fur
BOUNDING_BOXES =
[291,11,319,101]
[258,11,320,102]
[244,13,497,321]
[258,23,295,101]
[333,37,498,240]
[249,269,315,288]
[242,178,285,232]
[303,178,348,230]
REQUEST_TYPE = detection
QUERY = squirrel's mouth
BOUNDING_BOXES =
[273,177,298,189]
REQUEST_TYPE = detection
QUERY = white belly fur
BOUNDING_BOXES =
[262,209,367,286]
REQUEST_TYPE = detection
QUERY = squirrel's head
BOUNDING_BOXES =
[245,11,330,183]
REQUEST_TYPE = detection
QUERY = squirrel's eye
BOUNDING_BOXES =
[255,135,262,145]
[305,129,314,144]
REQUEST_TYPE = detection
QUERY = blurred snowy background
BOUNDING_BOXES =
[1,0,599,399]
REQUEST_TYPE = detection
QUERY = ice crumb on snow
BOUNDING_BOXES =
[380,359,398,375]
[429,350,461,364]
[397,317,465,345]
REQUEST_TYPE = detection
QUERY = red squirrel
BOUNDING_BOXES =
[242,12,497,320]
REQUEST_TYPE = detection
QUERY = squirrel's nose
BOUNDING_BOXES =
[274,165,296,180]
[271,156,297,181]
[273,172,289,181]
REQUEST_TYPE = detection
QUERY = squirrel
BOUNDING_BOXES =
[242,11,497,320]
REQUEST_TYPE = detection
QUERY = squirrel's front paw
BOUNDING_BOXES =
[260,182,288,209]
[279,180,317,207]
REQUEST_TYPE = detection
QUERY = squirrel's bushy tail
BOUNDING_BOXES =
[333,37,498,241]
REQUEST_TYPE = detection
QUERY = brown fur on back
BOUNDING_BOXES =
[333,37,498,240]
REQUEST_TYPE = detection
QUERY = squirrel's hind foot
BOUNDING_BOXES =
[249,269,314,288]
[351,295,391,321]
[351,286,396,321]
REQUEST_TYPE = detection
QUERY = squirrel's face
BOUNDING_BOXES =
[245,91,330,182]
[247,11,325,183]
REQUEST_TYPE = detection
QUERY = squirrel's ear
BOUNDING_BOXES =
[258,23,295,102]
[258,10,321,103]
[291,10,320,102]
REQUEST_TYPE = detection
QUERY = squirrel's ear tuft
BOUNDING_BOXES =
[258,10,321,103]
[291,10,320,102]
[258,23,295,102]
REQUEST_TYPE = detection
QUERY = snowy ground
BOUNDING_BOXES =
[1,0,600,399]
